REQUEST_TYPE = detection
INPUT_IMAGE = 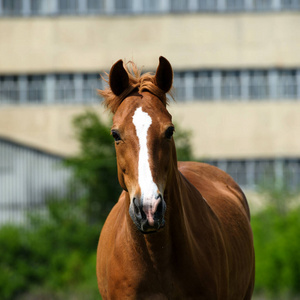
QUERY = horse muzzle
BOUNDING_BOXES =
[129,194,166,234]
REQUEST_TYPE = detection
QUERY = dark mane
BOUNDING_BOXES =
[98,61,173,113]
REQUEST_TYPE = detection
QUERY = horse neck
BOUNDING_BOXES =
[164,140,200,231]
[143,142,210,256]
[124,141,207,267]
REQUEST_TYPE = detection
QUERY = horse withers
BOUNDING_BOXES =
[96,57,255,299]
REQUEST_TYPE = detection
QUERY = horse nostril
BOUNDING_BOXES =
[140,208,147,221]
[133,197,144,221]
[157,199,163,214]
[154,198,164,220]
[133,198,139,215]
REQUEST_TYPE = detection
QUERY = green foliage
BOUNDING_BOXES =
[0,226,29,299]
[64,111,121,222]
[173,122,194,161]
[252,184,300,299]
[0,200,101,300]
[257,173,299,215]
[253,206,300,298]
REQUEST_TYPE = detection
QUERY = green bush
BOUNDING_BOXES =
[0,200,101,300]
[252,197,300,298]
[0,225,29,299]
[173,122,194,161]
[64,111,121,223]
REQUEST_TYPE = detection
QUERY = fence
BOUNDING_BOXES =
[0,138,73,224]
[0,0,299,17]
[1,69,300,105]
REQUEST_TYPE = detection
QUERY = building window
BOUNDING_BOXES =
[27,76,45,103]
[253,0,273,10]
[278,70,297,99]
[206,158,300,190]
[31,0,45,15]
[249,70,269,99]
[55,74,75,102]
[83,74,102,102]
[87,0,105,14]
[142,0,161,13]
[194,71,213,100]
[281,0,300,10]
[229,161,248,186]
[115,0,133,14]
[2,0,22,15]
[221,71,241,100]
[170,0,189,12]
[0,76,19,104]
[59,0,79,14]
[1,0,300,16]
[173,72,186,101]
[196,0,217,11]
[284,159,300,190]
[226,0,245,11]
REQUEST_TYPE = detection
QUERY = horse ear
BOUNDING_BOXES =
[109,60,130,96]
[155,56,173,93]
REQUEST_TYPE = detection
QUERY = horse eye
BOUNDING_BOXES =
[165,126,175,139]
[111,130,121,142]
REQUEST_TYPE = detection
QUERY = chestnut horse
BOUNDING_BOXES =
[97,57,255,299]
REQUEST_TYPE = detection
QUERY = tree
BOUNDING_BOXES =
[64,110,120,222]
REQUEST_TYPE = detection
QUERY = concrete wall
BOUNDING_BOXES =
[169,101,300,159]
[0,105,109,156]
[0,13,300,74]
[0,102,299,159]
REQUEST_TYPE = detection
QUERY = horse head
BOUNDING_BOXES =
[100,57,175,233]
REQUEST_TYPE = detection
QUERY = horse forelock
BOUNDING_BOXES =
[98,61,174,114]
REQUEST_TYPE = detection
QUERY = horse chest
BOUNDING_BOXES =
[108,247,216,300]
[109,267,184,300]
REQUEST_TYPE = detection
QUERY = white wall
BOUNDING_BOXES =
[0,13,300,73]
[0,102,299,159]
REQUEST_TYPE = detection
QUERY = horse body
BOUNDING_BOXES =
[98,161,254,299]
[97,57,254,299]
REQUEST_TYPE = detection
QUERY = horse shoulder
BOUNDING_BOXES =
[178,161,250,220]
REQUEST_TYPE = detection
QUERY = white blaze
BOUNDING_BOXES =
[132,107,158,200]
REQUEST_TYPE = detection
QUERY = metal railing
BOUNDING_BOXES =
[0,138,73,224]
[0,0,299,17]
[1,69,300,105]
